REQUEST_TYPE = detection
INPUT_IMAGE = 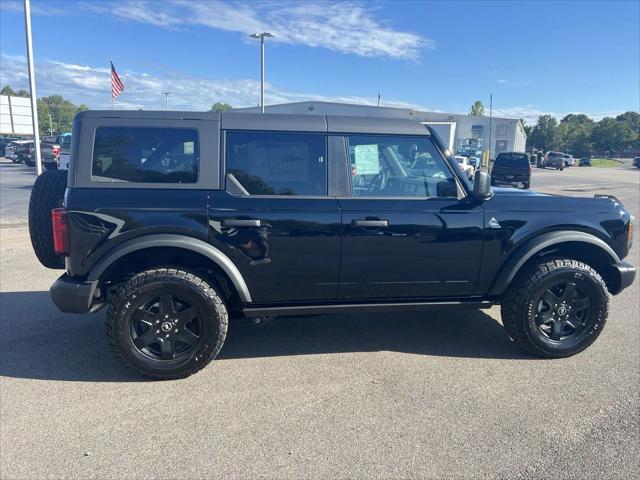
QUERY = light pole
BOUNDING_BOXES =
[24,0,42,176]
[162,92,171,111]
[249,32,274,113]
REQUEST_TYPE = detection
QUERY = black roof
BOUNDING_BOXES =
[75,110,430,136]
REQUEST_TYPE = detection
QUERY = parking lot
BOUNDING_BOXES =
[1,158,638,479]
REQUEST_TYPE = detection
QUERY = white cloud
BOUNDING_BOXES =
[0,52,423,111]
[87,0,433,60]
[497,78,532,87]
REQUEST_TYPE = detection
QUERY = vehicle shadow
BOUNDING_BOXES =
[0,291,529,383]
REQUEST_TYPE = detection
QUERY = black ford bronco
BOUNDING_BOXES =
[28,111,636,379]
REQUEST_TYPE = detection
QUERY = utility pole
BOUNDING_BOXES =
[24,0,42,176]
[162,92,171,111]
[249,32,274,113]
[488,93,493,165]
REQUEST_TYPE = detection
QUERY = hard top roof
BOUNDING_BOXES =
[76,110,430,136]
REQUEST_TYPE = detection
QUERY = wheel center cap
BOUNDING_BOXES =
[160,321,173,333]
[557,306,567,316]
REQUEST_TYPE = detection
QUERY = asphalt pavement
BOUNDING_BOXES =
[1,158,638,479]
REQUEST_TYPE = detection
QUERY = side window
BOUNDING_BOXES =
[92,127,199,183]
[226,131,327,196]
[346,135,457,198]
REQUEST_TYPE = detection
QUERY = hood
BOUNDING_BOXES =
[491,187,548,197]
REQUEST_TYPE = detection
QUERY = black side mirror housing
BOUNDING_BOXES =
[472,170,492,200]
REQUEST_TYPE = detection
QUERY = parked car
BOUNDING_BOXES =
[540,151,565,170]
[4,139,31,162]
[53,134,72,170]
[29,110,635,379]
[454,155,475,179]
[490,151,531,189]
[563,154,576,167]
[0,137,19,157]
[40,133,71,170]
[580,157,592,167]
[467,156,480,170]
[633,157,640,169]
[16,141,35,166]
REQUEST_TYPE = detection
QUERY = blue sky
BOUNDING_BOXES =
[1,0,638,123]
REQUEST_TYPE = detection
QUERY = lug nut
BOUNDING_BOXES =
[165,314,169,318]
[165,334,170,338]
[156,329,160,334]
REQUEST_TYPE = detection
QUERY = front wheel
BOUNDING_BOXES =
[106,268,228,379]
[501,259,608,358]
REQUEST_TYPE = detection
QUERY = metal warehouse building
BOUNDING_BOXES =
[237,101,527,160]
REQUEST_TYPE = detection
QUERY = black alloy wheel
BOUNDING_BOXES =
[130,293,202,361]
[534,281,591,342]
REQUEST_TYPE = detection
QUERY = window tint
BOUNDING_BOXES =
[494,153,513,166]
[226,131,327,196]
[92,127,199,183]
[347,135,457,198]
[513,153,529,167]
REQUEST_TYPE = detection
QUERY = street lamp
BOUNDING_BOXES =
[249,32,274,113]
[162,92,171,111]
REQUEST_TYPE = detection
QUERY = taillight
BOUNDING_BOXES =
[51,208,70,256]
[52,146,61,156]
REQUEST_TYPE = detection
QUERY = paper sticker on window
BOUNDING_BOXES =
[353,144,380,175]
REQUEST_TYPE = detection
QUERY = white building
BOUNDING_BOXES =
[237,101,527,159]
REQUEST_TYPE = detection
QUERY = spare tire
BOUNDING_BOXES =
[28,170,68,269]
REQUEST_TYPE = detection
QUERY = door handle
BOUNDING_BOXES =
[352,219,389,228]
[222,219,261,228]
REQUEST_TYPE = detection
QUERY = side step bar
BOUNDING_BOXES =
[243,300,494,318]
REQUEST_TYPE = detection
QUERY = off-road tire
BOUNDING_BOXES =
[28,169,67,269]
[106,268,228,380]
[501,259,608,358]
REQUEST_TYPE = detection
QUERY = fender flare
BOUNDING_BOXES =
[488,231,620,296]
[87,234,252,303]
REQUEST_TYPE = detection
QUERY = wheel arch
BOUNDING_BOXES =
[488,231,620,297]
[88,234,252,304]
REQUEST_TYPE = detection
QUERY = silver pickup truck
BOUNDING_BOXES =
[41,134,71,170]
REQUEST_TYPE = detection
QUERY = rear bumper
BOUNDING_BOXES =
[50,274,98,313]
[608,261,636,295]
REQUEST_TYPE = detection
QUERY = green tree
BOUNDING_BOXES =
[615,111,639,152]
[591,116,636,155]
[1,85,29,97]
[210,102,232,112]
[37,95,86,136]
[558,114,595,157]
[528,115,559,151]
[470,100,485,116]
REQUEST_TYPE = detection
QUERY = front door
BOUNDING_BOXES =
[338,134,484,300]
[209,130,341,304]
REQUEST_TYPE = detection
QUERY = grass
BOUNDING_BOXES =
[587,158,623,168]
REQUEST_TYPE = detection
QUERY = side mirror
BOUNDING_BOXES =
[472,170,492,200]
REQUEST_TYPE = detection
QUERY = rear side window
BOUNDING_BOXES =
[226,131,327,196]
[92,127,199,183]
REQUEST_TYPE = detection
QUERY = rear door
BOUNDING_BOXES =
[209,130,341,303]
[337,134,484,301]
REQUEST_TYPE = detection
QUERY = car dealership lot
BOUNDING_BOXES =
[1,158,638,479]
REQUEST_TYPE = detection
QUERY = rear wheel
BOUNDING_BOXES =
[28,170,67,269]
[106,268,228,380]
[501,259,608,358]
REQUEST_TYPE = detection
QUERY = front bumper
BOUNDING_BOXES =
[607,261,636,295]
[50,274,98,313]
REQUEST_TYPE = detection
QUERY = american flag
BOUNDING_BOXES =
[111,61,125,99]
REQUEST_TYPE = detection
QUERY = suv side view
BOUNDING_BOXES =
[29,111,636,379]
